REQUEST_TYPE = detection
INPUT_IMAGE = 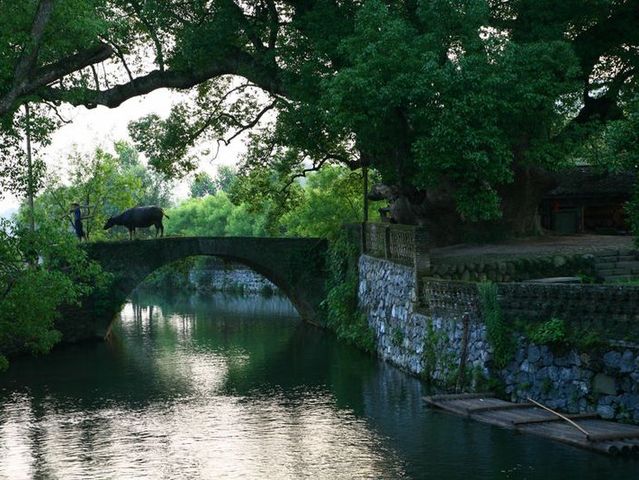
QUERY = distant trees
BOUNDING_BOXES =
[281,166,381,239]
[190,172,217,198]
[168,165,379,239]
[23,141,173,240]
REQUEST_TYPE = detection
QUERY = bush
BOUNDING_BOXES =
[478,282,514,369]
[0,219,108,369]
[322,230,375,352]
[529,317,567,346]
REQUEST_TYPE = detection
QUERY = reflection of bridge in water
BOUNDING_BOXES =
[129,292,300,323]
[58,237,327,343]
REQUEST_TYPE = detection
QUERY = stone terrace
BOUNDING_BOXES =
[430,234,635,263]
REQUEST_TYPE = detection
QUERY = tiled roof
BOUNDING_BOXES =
[544,167,635,198]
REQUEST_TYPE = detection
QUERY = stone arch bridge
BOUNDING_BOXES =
[58,237,328,342]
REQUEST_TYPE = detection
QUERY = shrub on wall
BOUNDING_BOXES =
[477,282,514,369]
[323,230,375,353]
[528,317,567,346]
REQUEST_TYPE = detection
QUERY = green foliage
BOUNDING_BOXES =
[529,317,567,346]
[471,366,506,396]
[322,230,375,352]
[281,166,383,239]
[391,327,404,347]
[166,192,268,237]
[214,165,238,193]
[524,317,605,351]
[421,320,439,380]
[1,1,638,235]
[420,318,458,387]
[23,142,172,241]
[114,141,173,208]
[190,172,217,198]
[477,282,514,369]
[0,218,108,369]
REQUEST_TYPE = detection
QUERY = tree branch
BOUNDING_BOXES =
[572,1,639,80]
[128,0,165,71]
[0,43,114,116]
[280,155,333,192]
[35,49,285,110]
[218,99,278,143]
[266,0,279,49]
[1,0,56,114]
[108,41,135,83]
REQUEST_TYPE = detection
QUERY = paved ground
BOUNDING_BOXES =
[431,234,635,262]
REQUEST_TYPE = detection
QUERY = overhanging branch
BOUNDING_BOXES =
[1,0,56,114]
[34,49,286,110]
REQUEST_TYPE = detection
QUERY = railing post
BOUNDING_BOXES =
[384,225,391,259]
[360,222,367,254]
[413,226,431,305]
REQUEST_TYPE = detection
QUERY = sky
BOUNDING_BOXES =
[0,88,246,218]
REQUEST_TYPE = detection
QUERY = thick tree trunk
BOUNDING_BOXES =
[497,165,557,236]
[370,164,557,246]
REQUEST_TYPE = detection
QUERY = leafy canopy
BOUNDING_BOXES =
[1,0,638,227]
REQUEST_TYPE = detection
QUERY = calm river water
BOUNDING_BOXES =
[0,292,637,479]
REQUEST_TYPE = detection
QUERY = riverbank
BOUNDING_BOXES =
[358,253,639,424]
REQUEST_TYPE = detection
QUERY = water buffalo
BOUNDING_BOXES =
[103,206,169,240]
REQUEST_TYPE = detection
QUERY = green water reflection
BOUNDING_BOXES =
[0,292,636,479]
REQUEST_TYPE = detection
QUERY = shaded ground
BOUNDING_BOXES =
[431,235,635,263]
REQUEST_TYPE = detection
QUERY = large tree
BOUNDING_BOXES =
[1,1,638,243]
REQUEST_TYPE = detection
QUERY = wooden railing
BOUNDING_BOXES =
[360,223,430,273]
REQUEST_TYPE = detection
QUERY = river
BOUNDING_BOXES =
[0,292,636,479]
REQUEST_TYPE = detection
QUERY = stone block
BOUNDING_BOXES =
[593,373,616,395]
[596,404,615,419]
[603,351,622,370]
[553,255,567,268]
[528,344,541,363]
[620,350,635,373]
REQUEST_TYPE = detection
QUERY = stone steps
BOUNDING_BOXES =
[598,269,634,277]
[594,249,639,282]
[602,274,637,283]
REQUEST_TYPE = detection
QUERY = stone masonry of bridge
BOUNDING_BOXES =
[56,237,327,342]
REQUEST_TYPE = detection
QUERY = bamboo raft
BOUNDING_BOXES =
[423,393,639,456]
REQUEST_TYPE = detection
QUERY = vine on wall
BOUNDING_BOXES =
[322,231,375,353]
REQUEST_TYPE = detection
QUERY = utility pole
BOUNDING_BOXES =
[25,103,35,232]
[363,162,369,223]
[361,159,369,253]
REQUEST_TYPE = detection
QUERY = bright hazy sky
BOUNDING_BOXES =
[0,89,245,218]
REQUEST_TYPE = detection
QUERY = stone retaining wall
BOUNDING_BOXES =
[359,256,490,386]
[359,254,639,423]
[499,283,639,341]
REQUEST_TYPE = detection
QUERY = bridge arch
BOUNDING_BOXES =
[69,237,327,340]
